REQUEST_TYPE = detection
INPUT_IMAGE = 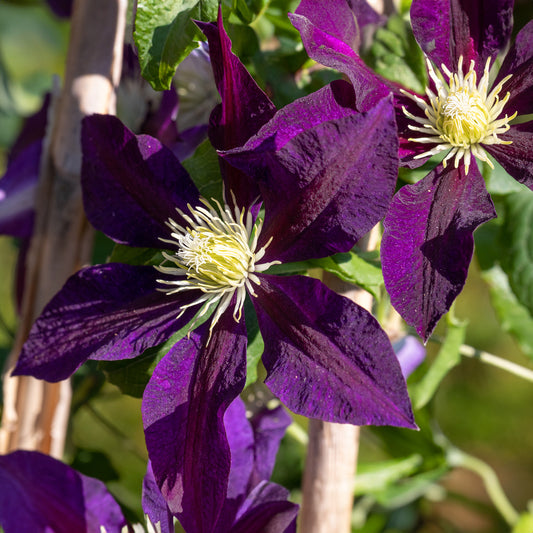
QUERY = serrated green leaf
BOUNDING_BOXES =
[482,266,533,360]
[134,0,218,91]
[411,319,466,409]
[108,244,162,266]
[311,250,383,298]
[501,190,533,316]
[99,306,214,397]
[354,454,423,495]
[182,138,223,203]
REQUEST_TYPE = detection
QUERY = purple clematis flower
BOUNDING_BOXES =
[142,397,298,533]
[0,450,126,533]
[13,12,414,532]
[291,0,533,340]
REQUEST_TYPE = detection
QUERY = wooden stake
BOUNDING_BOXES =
[300,229,379,533]
[0,0,127,457]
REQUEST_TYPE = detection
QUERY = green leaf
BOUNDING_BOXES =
[182,138,223,203]
[482,155,528,195]
[134,0,218,91]
[311,250,383,298]
[500,190,533,316]
[99,307,213,397]
[364,14,427,93]
[108,244,162,266]
[410,318,466,409]
[244,296,264,388]
[512,511,533,533]
[354,454,423,495]
[482,265,533,360]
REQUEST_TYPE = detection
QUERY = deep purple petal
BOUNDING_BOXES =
[486,122,533,190]
[0,450,126,533]
[142,462,174,533]
[0,141,40,239]
[142,309,247,533]
[254,274,416,428]
[497,20,533,117]
[13,263,199,381]
[393,335,426,378]
[141,89,180,148]
[411,0,512,74]
[295,0,361,52]
[46,0,73,17]
[197,12,276,210]
[224,397,255,503]
[248,405,291,487]
[289,9,389,112]
[251,97,398,263]
[81,115,199,248]
[228,481,298,533]
[382,164,496,341]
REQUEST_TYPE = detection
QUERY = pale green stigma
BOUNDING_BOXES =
[402,56,517,174]
[156,197,278,336]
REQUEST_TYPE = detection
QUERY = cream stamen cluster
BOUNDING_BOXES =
[156,197,278,335]
[402,56,517,173]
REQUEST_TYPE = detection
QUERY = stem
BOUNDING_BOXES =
[459,344,533,383]
[447,447,519,526]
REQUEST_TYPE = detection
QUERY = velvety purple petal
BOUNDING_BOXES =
[411,0,512,74]
[224,397,255,502]
[142,309,247,533]
[169,124,209,162]
[13,263,199,381]
[81,114,199,248]
[289,9,389,112]
[249,405,291,487]
[0,450,126,533]
[141,89,180,148]
[295,0,361,52]
[254,274,416,428]
[196,12,276,210]
[382,164,496,341]
[142,462,174,533]
[0,141,40,239]
[228,481,298,533]
[486,122,533,190]
[497,20,533,117]
[393,336,426,378]
[248,97,398,263]
[346,0,385,36]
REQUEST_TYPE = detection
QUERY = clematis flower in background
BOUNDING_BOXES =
[0,450,126,533]
[13,12,414,532]
[142,397,298,533]
[291,0,533,340]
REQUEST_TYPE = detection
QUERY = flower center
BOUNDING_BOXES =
[402,56,517,173]
[156,197,277,335]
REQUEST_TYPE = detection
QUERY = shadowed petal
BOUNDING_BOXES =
[254,274,416,428]
[142,462,174,533]
[196,12,276,210]
[0,141,40,239]
[487,122,533,190]
[82,115,199,248]
[382,164,496,341]
[13,263,199,381]
[497,20,533,117]
[0,450,126,533]
[142,309,247,533]
[228,481,298,533]
[289,8,388,112]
